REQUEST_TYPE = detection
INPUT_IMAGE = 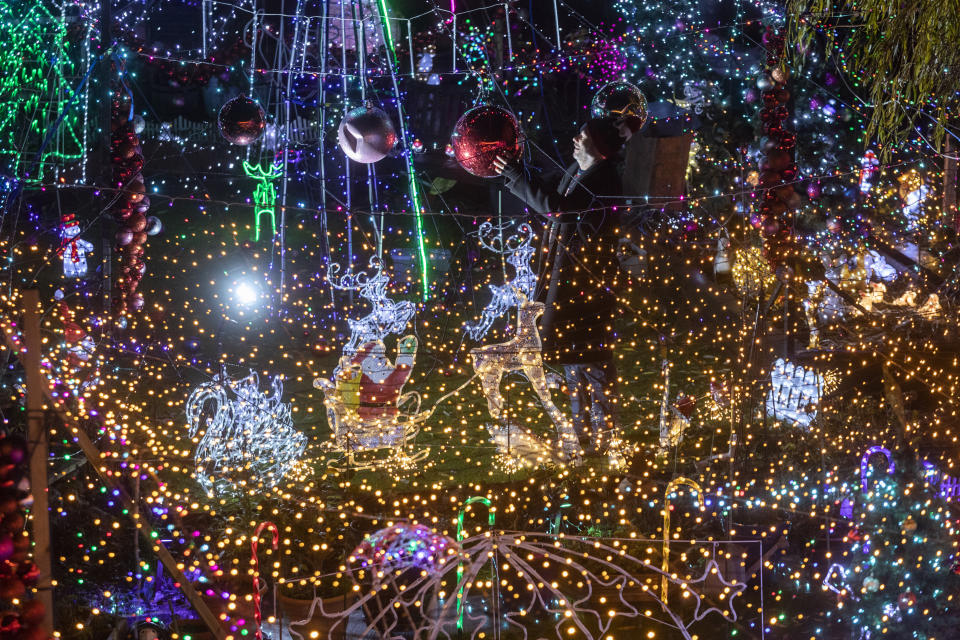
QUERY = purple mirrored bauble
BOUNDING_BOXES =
[337,106,397,163]
[218,95,266,145]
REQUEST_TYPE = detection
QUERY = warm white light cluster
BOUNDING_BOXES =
[766,358,825,428]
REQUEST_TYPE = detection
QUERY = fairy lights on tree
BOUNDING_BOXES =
[0,0,90,184]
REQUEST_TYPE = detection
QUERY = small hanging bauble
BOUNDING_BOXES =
[132,114,146,135]
[127,213,147,233]
[591,81,648,126]
[218,95,266,145]
[898,591,917,610]
[757,74,775,91]
[901,515,917,533]
[862,576,880,593]
[337,106,397,163]
[145,216,164,236]
[771,67,790,84]
[451,105,523,178]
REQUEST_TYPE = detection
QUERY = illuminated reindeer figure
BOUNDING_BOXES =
[328,256,416,360]
[464,222,537,341]
[470,298,580,459]
[316,256,427,464]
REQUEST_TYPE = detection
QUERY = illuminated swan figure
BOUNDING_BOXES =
[185,369,306,494]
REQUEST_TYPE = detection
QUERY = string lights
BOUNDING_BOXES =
[0,1,958,640]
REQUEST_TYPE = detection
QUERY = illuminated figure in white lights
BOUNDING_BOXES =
[314,256,426,465]
[58,213,93,278]
[464,223,580,465]
[185,369,306,494]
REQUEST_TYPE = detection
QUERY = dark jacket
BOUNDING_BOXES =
[501,160,623,364]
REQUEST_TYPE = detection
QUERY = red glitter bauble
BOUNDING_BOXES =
[451,105,523,178]
[218,95,266,145]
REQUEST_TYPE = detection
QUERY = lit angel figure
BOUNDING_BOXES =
[898,168,929,228]
[58,214,93,278]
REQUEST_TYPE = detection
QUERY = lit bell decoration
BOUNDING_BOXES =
[337,105,397,164]
[591,81,648,125]
[451,105,523,178]
[218,95,266,145]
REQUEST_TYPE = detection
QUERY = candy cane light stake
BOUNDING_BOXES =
[661,477,703,604]
[251,521,279,640]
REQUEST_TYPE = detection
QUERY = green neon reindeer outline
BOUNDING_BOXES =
[243,160,283,242]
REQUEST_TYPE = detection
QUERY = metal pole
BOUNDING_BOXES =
[374,0,430,299]
[23,290,53,633]
[319,1,336,310]
[280,0,307,302]
[552,0,561,51]
[504,3,513,62]
[451,11,457,72]
[201,0,208,59]
[341,0,353,274]
[352,0,381,256]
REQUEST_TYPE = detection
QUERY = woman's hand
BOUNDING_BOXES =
[492,154,512,175]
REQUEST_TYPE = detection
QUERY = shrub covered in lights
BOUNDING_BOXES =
[832,464,959,639]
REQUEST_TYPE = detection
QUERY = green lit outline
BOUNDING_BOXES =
[376,0,430,300]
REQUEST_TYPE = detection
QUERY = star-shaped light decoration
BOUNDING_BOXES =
[679,557,748,624]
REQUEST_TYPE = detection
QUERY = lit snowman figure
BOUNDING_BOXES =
[58,214,93,278]
[858,150,879,194]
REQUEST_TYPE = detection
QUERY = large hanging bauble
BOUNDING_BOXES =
[337,106,397,163]
[217,95,266,145]
[451,105,523,178]
[590,81,648,125]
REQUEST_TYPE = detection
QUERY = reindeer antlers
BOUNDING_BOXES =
[327,255,387,294]
[476,221,534,254]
